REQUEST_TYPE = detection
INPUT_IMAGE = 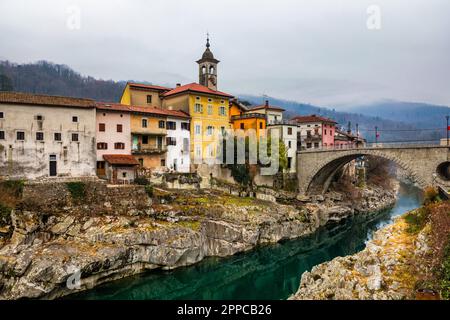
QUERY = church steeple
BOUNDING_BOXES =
[197,34,219,91]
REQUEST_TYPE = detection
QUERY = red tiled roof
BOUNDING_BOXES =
[95,102,132,112]
[249,105,285,112]
[128,105,190,119]
[128,82,172,92]
[291,114,337,124]
[103,154,140,166]
[0,91,95,108]
[163,82,233,98]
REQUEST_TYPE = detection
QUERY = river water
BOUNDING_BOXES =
[69,183,422,300]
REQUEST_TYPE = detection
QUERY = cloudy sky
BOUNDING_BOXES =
[0,0,449,107]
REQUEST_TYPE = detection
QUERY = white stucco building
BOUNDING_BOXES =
[267,122,298,173]
[165,115,190,172]
[0,92,97,180]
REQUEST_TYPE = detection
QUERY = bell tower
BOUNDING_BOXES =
[196,34,219,91]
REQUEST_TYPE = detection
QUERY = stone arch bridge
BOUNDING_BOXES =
[297,145,450,195]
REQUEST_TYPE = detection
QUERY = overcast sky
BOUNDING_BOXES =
[0,0,449,108]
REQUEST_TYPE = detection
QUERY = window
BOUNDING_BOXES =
[72,116,78,123]
[54,133,62,141]
[195,103,203,113]
[72,133,79,142]
[240,123,245,130]
[158,120,165,129]
[206,126,214,135]
[259,122,263,129]
[324,129,327,135]
[287,157,292,169]
[138,158,144,166]
[183,138,189,152]
[97,142,108,150]
[288,127,293,135]
[306,143,312,149]
[181,122,189,130]
[166,137,176,146]
[195,145,201,157]
[142,118,148,128]
[0,131,4,140]
[122,172,127,178]
[306,130,311,137]
[146,95,152,104]
[142,136,149,144]
[36,115,43,121]
[17,131,25,141]
[114,142,125,149]
[0,112,3,119]
[117,124,123,132]
[160,158,166,167]
[99,123,105,132]
[220,126,226,135]
[195,125,201,135]
[314,142,319,148]
[219,106,226,116]
[36,132,44,141]
[288,141,292,148]
[97,161,105,169]
[208,98,212,102]
[166,121,176,130]
[207,105,213,115]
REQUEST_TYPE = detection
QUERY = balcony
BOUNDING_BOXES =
[132,144,167,155]
[231,113,266,121]
[304,134,322,142]
[267,119,297,126]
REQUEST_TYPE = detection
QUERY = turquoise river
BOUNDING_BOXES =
[68,183,422,300]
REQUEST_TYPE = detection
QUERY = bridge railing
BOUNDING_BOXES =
[298,140,444,152]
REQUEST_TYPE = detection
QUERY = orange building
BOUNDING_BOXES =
[229,99,266,137]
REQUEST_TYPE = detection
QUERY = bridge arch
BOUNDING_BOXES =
[296,146,449,196]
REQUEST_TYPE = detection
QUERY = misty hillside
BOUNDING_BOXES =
[343,100,449,129]
[0,60,126,102]
[0,60,447,143]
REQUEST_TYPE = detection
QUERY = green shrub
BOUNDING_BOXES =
[66,182,86,201]
[404,207,429,234]
[440,239,450,299]
[0,203,12,226]
[423,186,440,204]
[0,180,25,197]
[134,177,150,185]
[145,185,153,198]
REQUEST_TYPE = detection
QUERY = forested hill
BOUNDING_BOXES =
[0,60,126,102]
[1,60,448,143]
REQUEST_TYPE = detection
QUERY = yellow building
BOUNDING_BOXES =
[229,99,266,137]
[162,82,233,162]
[119,36,234,169]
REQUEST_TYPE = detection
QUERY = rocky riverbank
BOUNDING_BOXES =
[0,181,397,300]
[290,199,450,300]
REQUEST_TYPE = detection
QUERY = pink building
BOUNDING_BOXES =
[95,102,137,183]
[292,115,337,150]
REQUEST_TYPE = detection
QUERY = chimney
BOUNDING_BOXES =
[176,83,181,87]
[265,100,269,107]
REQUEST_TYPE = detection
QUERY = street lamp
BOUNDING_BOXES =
[446,115,449,146]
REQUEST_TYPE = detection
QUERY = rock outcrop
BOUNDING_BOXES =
[290,214,429,300]
[0,182,396,300]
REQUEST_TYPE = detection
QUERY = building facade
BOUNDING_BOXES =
[0,92,96,180]
[292,115,337,150]
[229,99,266,137]
[166,116,191,172]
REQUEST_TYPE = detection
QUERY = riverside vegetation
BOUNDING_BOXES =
[291,187,450,300]
[0,176,397,300]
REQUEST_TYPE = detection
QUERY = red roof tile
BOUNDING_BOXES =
[163,82,233,98]
[103,154,140,166]
[128,105,190,119]
[95,102,132,112]
[128,82,172,92]
[0,91,95,108]
[248,105,285,112]
[291,114,337,124]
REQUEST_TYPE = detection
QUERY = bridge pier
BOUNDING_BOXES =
[297,146,450,196]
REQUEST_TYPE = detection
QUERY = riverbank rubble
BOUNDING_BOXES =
[0,181,397,300]
[290,198,450,300]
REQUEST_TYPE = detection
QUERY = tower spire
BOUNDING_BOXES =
[206,32,210,48]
